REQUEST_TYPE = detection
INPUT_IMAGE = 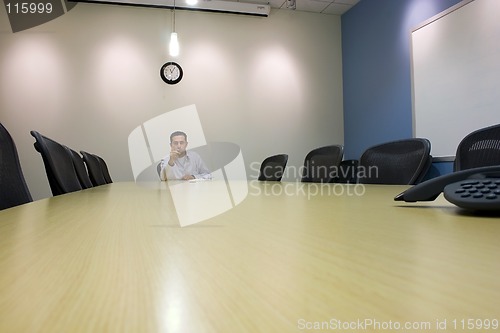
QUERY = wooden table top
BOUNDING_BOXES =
[1,181,499,332]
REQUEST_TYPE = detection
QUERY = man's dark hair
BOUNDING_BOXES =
[170,131,187,143]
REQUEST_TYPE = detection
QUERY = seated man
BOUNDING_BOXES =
[160,131,212,181]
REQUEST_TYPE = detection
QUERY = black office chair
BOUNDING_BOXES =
[0,123,33,210]
[95,154,113,184]
[301,145,344,183]
[30,131,83,196]
[80,151,108,186]
[258,154,288,181]
[332,159,359,183]
[157,162,162,179]
[358,138,432,185]
[454,124,500,171]
[66,147,93,189]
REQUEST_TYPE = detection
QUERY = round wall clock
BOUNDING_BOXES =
[160,62,183,85]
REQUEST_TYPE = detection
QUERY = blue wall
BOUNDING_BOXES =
[341,0,462,176]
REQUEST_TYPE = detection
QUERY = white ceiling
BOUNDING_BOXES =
[237,0,359,15]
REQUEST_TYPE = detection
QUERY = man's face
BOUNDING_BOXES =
[170,135,188,155]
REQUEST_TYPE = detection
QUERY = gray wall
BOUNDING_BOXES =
[1,4,344,200]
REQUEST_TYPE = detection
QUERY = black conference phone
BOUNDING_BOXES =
[395,165,500,211]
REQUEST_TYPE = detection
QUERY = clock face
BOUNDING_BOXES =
[160,62,183,85]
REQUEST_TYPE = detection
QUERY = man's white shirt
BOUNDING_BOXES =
[160,151,212,180]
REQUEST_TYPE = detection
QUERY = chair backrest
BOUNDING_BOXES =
[157,162,162,179]
[30,131,83,196]
[66,147,93,189]
[258,154,288,181]
[94,154,113,184]
[358,138,432,185]
[80,151,107,186]
[454,124,500,171]
[301,145,344,183]
[332,159,359,184]
[0,123,33,210]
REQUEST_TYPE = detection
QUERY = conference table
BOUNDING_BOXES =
[0,180,499,332]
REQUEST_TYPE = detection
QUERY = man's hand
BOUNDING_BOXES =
[182,175,195,180]
[168,149,180,166]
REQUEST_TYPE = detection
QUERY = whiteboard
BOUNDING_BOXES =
[411,0,500,158]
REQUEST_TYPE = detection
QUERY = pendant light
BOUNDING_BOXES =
[169,0,179,57]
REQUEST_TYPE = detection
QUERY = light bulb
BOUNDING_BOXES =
[169,32,179,57]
